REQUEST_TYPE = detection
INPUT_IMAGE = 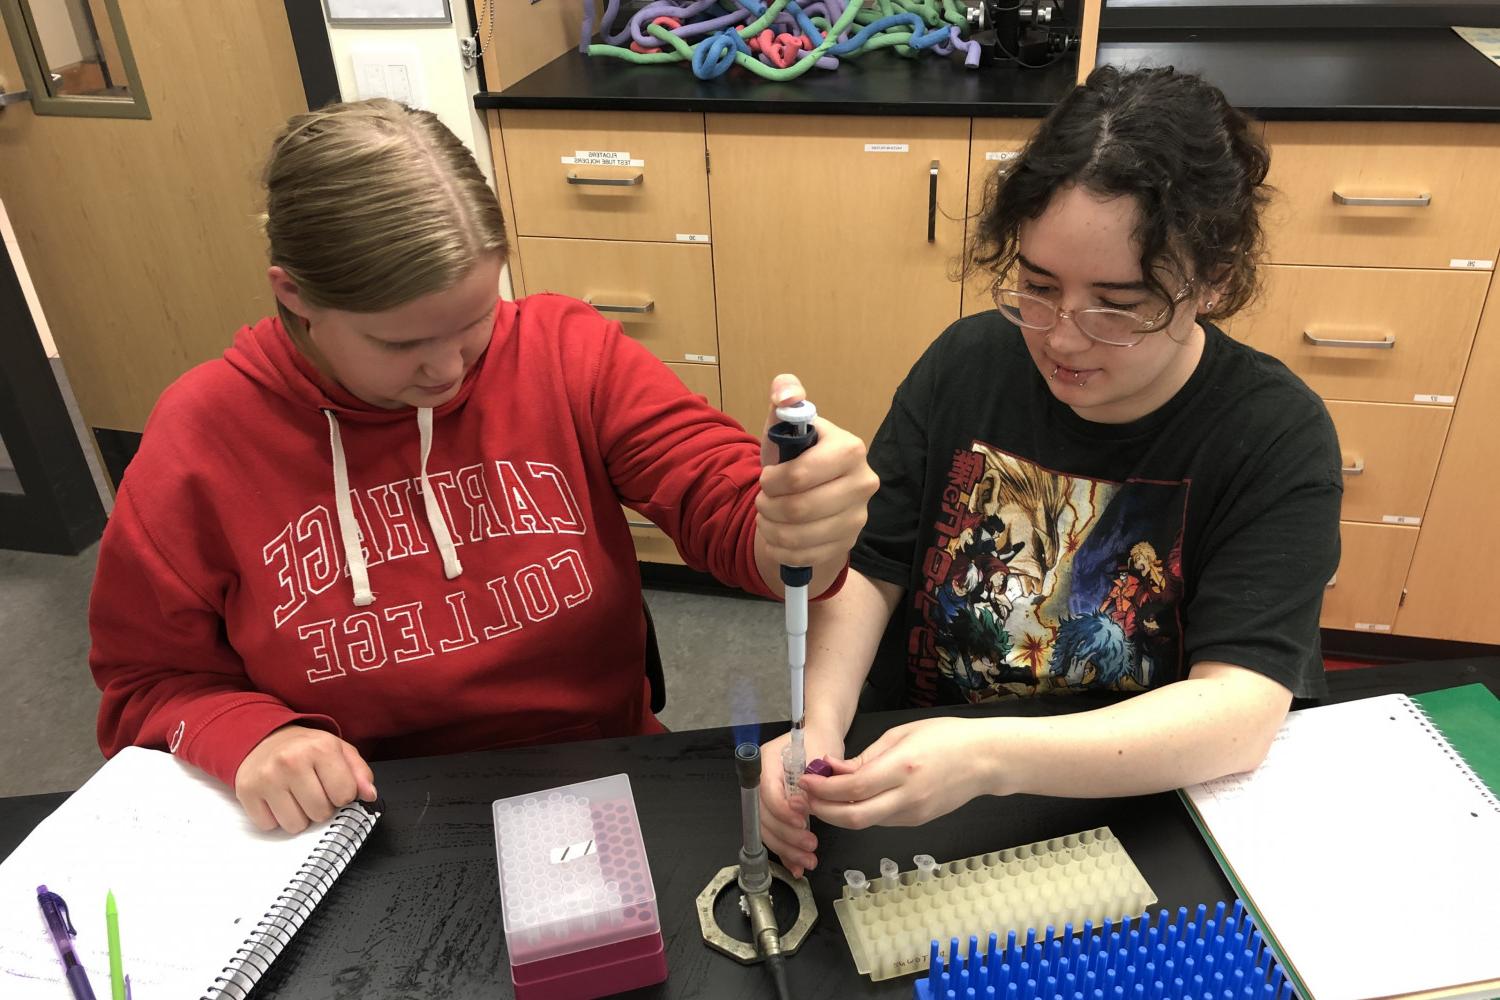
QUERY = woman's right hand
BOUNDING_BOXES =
[234,725,377,834]
[758,724,844,878]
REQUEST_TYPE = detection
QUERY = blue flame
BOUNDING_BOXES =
[729,675,760,748]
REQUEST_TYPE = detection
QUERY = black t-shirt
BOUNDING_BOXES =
[852,312,1342,708]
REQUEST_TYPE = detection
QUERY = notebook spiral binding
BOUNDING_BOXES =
[1404,695,1500,815]
[202,804,379,1000]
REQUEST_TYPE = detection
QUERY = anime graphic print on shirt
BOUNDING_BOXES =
[909,441,1189,705]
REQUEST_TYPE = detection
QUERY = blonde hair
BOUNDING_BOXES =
[261,99,507,350]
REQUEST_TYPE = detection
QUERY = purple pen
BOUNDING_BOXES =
[36,885,99,1000]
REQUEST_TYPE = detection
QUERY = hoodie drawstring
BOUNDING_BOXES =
[325,409,375,607]
[417,406,463,581]
[324,407,465,608]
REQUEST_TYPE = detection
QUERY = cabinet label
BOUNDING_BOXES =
[1412,393,1456,404]
[1382,515,1421,526]
[1450,258,1495,270]
[683,353,717,363]
[1354,623,1392,633]
[864,143,909,153]
[563,150,644,166]
[676,233,710,243]
[985,151,1021,161]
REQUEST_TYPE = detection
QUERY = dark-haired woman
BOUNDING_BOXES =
[759,66,1342,875]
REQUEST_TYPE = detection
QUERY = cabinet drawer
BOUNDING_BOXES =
[1263,122,1500,268]
[518,237,718,364]
[1231,264,1487,403]
[1319,521,1418,633]
[1325,401,1451,525]
[502,110,710,242]
[665,361,721,410]
[963,118,1039,317]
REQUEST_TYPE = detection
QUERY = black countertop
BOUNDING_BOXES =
[476,25,1500,122]
[1099,26,1500,121]
[476,46,1077,118]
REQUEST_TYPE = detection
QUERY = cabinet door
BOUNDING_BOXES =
[707,115,971,445]
[1263,122,1500,269]
[1397,292,1500,642]
[962,119,1039,317]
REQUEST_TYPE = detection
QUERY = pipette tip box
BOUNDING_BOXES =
[493,774,666,1000]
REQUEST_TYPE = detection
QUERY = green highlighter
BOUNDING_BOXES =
[105,891,125,1000]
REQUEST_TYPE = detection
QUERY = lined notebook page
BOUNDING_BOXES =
[1183,694,1500,1000]
[0,747,354,998]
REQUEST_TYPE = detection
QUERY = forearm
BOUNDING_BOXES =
[802,569,905,739]
[979,663,1292,799]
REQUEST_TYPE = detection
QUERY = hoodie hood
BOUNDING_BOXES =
[222,302,518,423]
[219,303,518,606]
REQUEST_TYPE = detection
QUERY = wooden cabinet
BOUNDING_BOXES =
[490,106,1500,642]
[1396,283,1500,642]
[1263,122,1500,269]
[1232,265,1487,404]
[501,110,711,242]
[707,114,971,446]
[517,237,720,364]
[1320,522,1420,633]
[1229,122,1500,644]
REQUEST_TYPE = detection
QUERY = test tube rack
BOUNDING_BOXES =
[913,901,1294,1000]
[835,828,1157,982]
[493,774,667,1000]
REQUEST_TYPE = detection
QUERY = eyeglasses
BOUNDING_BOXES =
[992,282,1193,347]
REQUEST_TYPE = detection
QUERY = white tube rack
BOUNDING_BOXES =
[834,827,1157,982]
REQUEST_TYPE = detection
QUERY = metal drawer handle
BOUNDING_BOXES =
[1326,574,1337,589]
[1303,331,1396,350]
[567,170,644,186]
[626,518,656,530]
[927,160,939,243]
[1332,191,1430,207]
[586,296,655,314]
[1341,457,1365,476]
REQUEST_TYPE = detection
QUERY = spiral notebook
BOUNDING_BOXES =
[0,746,380,999]
[1181,685,1500,1000]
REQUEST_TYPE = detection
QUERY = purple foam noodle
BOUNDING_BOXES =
[670,5,753,40]
[628,0,721,46]
[597,0,634,45]
[949,26,981,68]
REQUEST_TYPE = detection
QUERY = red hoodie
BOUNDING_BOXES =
[90,293,783,787]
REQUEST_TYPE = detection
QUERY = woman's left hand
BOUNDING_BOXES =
[801,717,1003,829]
[756,374,879,580]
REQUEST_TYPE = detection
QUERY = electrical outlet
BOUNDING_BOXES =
[349,43,428,109]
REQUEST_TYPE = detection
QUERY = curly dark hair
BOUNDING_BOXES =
[968,65,1271,325]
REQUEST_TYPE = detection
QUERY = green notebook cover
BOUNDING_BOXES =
[1412,683,1500,795]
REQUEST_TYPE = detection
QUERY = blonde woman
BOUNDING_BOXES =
[89,100,877,834]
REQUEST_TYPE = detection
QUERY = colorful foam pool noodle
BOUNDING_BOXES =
[586,0,973,77]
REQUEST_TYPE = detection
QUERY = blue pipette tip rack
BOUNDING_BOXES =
[913,901,1298,1000]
